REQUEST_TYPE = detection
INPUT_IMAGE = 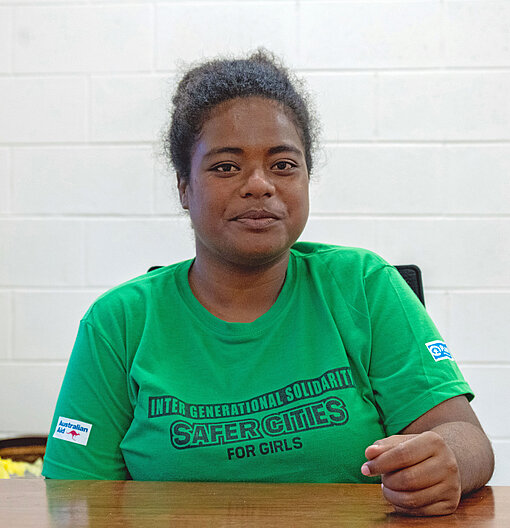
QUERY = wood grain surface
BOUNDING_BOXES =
[1,480,507,527]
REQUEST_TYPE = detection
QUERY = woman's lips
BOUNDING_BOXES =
[235,217,279,229]
[232,209,280,229]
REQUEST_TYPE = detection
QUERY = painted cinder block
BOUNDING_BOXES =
[0,148,9,214]
[91,76,172,142]
[84,218,195,287]
[154,154,183,215]
[13,290,103,361]
[372,218,510,289]
[461,366,510,439]
[378,72,510,140]
[448,293,510,364]
[343,287,507,367]
[298,1,442,69]
[13,5,153,73]
[12,147,154,215]
[310,145,444,214]
[0,77,86,143]
[421,291,449,341]
[300,218,510,289]
[0,220,85,287]
[489,441,510,486]
[155,2,298,70]
[0,0,508,480]
[445,1,510,67]
[0,7,12,73]
[0,364,67,435]
[300,217,378,252]
[312,145,510,216]
[444,145,510,215]
[0,292,11,359]
[303,73,377,141]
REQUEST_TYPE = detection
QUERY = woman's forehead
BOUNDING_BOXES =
[197,97,304,152]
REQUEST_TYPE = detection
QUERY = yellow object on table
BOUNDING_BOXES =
[0,456,43,479]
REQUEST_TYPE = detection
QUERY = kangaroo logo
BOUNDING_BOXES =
[67,430,81,440]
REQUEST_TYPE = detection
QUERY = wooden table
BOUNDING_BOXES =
[1,480,508,527]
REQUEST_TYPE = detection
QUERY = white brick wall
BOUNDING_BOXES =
[90,76,171,141]
[0,220,86,287]
[379,72,510,140]
[444,1,510,66]
[11,147,155,214]
[83,218,195,286]
[0,365,67,436]
[0,78,87,142]
[304,73,377,140]
[0,148,9,213]
[1,0,509,485]
[155,2,298,68]
[12,290,102,361]
[0,7,12,73]
[0,292,11,360]
[13,5,154,73]
[298,2,443,68]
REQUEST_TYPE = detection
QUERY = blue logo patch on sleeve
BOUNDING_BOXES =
[425,341,454,362]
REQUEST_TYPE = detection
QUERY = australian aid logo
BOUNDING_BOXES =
[53,416,92,446]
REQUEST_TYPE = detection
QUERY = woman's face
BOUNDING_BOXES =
[179,96,310,268]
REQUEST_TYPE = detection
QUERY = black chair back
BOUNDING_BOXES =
[395,264,425,306]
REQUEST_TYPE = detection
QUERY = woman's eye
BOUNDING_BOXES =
[212,163,238,173]
[273,161,296,171]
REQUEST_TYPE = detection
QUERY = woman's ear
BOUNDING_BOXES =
[177,174,189,210]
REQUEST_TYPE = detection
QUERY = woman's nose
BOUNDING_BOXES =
[240,169,275,198]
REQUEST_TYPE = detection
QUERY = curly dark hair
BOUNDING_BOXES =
[164,49,319,183]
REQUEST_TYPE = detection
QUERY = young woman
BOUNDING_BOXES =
[43,50,494,516]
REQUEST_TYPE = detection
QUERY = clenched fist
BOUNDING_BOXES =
[361,432,461,516]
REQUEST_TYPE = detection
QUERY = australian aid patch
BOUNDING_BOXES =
[53,416,92,446]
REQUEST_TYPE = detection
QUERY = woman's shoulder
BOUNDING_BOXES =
[291,241,391,277]
[81,259,192,324]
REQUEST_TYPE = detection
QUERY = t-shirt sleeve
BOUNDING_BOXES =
[365,265,474,436]
[42,318,133,480]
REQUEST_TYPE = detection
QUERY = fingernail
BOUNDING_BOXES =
[361,463,371,476]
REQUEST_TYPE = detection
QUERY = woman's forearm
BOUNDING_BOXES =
[431,421,494,495]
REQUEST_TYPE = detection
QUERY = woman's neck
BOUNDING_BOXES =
[188,252,290,323]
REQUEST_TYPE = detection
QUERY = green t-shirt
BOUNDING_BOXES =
[42,242,473,482]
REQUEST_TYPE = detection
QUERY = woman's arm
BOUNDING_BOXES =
[361,395,494,516]
[42,319,132,480]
